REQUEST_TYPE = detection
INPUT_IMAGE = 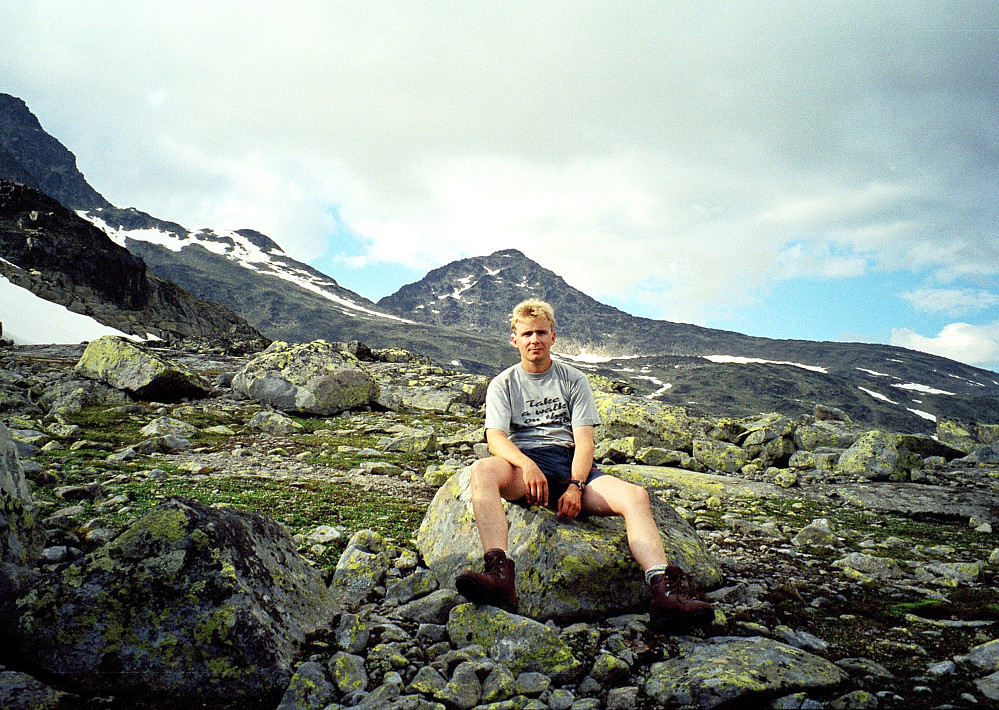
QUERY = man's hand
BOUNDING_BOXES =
[521,460,549,507]
[557,485,582,519]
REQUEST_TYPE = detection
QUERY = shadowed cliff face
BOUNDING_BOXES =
[0,181,150,310]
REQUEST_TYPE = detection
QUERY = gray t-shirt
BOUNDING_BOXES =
[484,359,601,449]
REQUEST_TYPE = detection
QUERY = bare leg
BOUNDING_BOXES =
[468,457,527,552]
[581,476,669,571]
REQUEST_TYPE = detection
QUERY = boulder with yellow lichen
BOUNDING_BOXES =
[74,335,210,402]
[232,339,379,415]
[415,467,722,623]
[13,497,336,707]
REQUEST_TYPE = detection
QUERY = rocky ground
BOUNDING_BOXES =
[2,341,999,709]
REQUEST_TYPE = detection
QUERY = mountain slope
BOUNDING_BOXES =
[3,91,998,433]
[378,249,999,433]
[0,93,510,372]
[0,181,266,348]
[377,248,758,355]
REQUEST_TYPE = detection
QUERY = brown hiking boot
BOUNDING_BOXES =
[649,565,714,629]
[455,548,517,612]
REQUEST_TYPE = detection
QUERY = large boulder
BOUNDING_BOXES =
[232,340,379,415]
[692,437,750,473]
[645,636,843,709]
[592,392,700,452]
[15,498,336,706]
[838,431,920,481]
[937,419,999,454]
[74,336,210,402]
[0,421,43,605]
[416,467,722,623]
[794,419,866,450]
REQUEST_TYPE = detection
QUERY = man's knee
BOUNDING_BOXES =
[622,481,652,510]
[470,457,511,491]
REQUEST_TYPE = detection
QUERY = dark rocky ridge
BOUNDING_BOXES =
[0,180,267,350]
[0,94,110,211]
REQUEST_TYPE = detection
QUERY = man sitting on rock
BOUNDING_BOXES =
[456,298,712,628]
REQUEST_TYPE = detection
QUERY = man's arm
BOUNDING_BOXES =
[556,425,595,519]
[570,425,595,483]
[485,427,549,507]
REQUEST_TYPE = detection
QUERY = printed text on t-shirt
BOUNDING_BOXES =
[521,396,569,426]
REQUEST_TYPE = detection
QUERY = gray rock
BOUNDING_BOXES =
[233,340,379,415]
[480,665,518,704]
[439,661,481,710]
[644,636,843,709]
[606,686,640,710]
[794,419,865,450]
[831,552,906,581]
[0,420,43,602]
[329,651,368,695]
[391,588,460,625]
[0,669,73,709]
[132,434,192,454]
[838,431,917,481]
[277,661,335,710]
[969,639,999,671]
[447,603,584,684]
[592,392,699,451]
[330,530,395,611]
[792,518,842,548]
[417,467,721,622]
[248,410,304,435]
[15,497,336,705]
[693,437,750,473]
[140,416,197,438]
[828,689,879,708]
[975,669,999,701]
[334,613,372,654]
[74,336,209,401]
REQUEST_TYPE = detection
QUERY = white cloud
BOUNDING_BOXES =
[899,288,999,317]
[891,322,999,371]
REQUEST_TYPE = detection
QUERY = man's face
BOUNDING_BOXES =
[511,316,555,370]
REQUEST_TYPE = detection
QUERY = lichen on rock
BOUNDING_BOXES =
[14,497,336,706]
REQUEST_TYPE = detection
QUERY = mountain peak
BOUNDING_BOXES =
[0,93,110,211]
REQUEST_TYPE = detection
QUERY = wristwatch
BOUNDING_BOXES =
[568,480,586,493]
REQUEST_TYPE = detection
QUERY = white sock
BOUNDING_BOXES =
[645,564,670,586]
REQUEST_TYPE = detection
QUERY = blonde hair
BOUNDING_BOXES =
[510,299,556,332]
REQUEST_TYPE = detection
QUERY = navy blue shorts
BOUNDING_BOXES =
[521,445,605,510]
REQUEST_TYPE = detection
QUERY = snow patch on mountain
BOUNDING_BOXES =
[858,386,897,404]
[857,367,892,377]
[83,214,416,325]
[704,355,829,374]
[892,382,955,396]
[1,274,155,344]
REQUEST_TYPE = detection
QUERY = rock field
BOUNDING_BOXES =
[1,339,998,710]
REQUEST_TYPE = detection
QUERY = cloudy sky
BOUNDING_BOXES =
[3,1,999,370]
